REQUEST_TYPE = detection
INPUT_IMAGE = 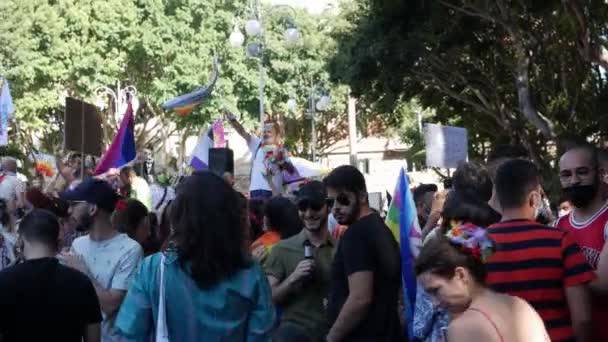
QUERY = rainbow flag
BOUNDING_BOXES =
[94,101,136,175]
[385,167,422,340]
[31,153,57,177]
[162,57,218,115]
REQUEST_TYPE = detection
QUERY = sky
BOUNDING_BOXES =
[267,0,337,14]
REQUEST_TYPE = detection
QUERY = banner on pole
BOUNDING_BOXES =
[64,98,103,156]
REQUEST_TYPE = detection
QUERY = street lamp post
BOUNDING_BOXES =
[303,81,330,162]
[94,81,138,124]
[229,3,300,128]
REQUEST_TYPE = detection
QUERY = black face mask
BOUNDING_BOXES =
[563,184,598,208]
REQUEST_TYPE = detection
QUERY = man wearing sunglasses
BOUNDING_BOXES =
[324,166,402,342]
[264,181,335,342]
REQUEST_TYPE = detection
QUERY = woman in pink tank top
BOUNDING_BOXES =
[415,224,550,342]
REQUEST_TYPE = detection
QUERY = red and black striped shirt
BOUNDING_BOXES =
[486,220,596,342]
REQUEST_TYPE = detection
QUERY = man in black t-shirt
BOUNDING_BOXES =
[324,166,403,342]
[0,210,101,342]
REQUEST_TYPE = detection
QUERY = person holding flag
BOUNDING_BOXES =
[226,112,298,199]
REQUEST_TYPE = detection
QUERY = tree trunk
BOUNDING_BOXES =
[513,43,557,140]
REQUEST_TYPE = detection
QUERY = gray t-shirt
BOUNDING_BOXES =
[71,233,143,342]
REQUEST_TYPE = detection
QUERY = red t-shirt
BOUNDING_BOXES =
[556,205,608,340]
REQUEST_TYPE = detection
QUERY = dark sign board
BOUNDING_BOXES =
[64,97,103,156]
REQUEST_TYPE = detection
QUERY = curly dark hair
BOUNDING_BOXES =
[170,171,250,288]
[440,191,501,234]
[452,162,493,203]
[111,199,148,238]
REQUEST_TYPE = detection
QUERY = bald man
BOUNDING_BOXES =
[555,144,608,340]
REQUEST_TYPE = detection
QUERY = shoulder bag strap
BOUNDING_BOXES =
[156,254,170,342]
[155,187,168,211]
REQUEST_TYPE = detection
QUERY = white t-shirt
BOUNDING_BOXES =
[248,136,283,192]
[0,173,25,203]
[71,233,143,342]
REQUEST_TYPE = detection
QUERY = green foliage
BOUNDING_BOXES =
[330,0,608,163]
[0,0,347,158]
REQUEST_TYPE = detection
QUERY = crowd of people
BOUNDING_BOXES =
[0,117,605,342]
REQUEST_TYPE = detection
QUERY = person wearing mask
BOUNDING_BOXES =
[486,144,530,215]
[264,181,336,341]
[324,165,402,342]
[119,167,152,210]
[0,210,102,342]
[415,224,550,342]
[251,196,302,263]
[115,171,275,340]
[597,148,608,201]
[488,159,595,342]
[556,144,608,339]
[111,198,153,255]
[59,178,144,342]
[227,112,295,199]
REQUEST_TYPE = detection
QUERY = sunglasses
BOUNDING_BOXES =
[326,194,352,208]
[298,198,335,212]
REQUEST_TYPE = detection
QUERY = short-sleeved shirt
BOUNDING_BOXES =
[486,220,596,342]
[116,252,275,341]
[556,205,608,340]
[327,213,402,340]
[248,137,283,192]
[0,257,101,342]
[0,173,24,203]
[71,233,144,342]
[264,229,335,340]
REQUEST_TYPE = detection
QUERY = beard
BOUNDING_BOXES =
[563,176,599,208]
[304,215,328,232]
[335,197,361,226]
[74,214,94,232]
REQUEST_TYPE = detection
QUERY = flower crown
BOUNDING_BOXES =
[445,223,496,262]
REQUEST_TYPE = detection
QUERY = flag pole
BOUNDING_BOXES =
[80,100,85,180]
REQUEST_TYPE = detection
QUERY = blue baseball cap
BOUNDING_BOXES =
[60,178,119,212]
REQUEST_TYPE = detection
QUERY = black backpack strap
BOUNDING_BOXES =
[155,187,168,211]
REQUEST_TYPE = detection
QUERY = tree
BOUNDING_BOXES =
[0,0,349,163]
[330,0,608,167]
